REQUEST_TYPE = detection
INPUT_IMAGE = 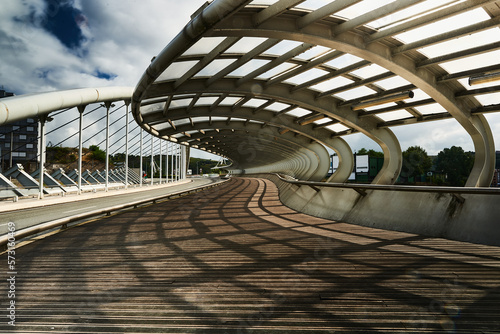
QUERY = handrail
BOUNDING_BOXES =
[274,173,500,196]
[1,178,229,249]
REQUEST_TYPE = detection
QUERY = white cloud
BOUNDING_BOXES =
[1,1,499,162]
[0,0,219,158]
[0,0,207,94]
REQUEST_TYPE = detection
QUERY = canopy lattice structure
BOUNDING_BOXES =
[132,0,500,186]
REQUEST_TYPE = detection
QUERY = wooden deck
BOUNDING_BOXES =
[1,177,499,333]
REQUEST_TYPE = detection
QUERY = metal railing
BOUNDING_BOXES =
[274,173,500,198]
[0,178,229,250]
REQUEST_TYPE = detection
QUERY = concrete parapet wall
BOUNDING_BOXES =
[258,174,500,247]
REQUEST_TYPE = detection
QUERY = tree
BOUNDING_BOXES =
[401,146,432,180]
[89,145,106,162]
[356,148,384,158]
[436,146,474,186]
[189,158,219,174]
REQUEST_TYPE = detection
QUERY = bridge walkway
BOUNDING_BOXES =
[1,177,499,333]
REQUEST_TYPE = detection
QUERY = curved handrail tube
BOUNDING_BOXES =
[0,86,134,126]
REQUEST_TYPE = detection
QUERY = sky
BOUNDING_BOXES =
[0,0,499,161]
[0,0,217,159]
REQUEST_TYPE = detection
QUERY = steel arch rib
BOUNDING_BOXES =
[133,0,495,186]
[145,78,395,183]
[174,121,329,180]
[151,104,353,182]
[156,112,342,180]
[163,126,316,177]
[204,5,494,187]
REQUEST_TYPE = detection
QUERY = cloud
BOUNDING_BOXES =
[1,1,499,162]
[0,0,219,158]
[0,0,207,94]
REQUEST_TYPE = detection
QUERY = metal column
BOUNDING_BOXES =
[174,144,177,182]
[38,115,47,199]
[150,135,154,186]
[104,102,113,192]
[77,105,86,195]
[125,101,130,189]
[170,142,174,183]
[9,132,13,169]
[166,141,170,183]
[159,140,162,184]
[140,128,143,187]
[178,144,181,181]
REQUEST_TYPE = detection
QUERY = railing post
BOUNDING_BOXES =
[38,115,47,199]
[170,142,174,183]
[179,144,182,181]
[125,100,130,189]
[175,144,178,182]
[77,105,86,195]
[104,102,113,192]
[150,135,154,186]
[140,128,143,187]
[166,141,169,183]
[159,139,162,184]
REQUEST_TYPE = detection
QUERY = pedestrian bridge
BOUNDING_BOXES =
[1,0,500,332]
[1,177,499,333]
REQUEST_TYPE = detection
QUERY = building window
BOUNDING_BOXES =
[11,152,27,158]
[27,127,34,132]
[5,143,10,148]
[12,126,19,131]
[26,143,34,149]
[27,118,34,123]
[0,134,4,139]
[19,135,27,140]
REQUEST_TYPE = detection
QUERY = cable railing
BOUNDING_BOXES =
[1,97,189,201]
[274,173,500,200]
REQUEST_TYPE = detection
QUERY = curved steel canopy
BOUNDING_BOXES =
[132,0,500,185]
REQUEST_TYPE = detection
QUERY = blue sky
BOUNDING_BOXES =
[0,0,217,158]
[1,0,499,160]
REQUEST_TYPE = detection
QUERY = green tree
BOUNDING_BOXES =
[401,146,432,180]
[356,148,384,158]
[189,158,219,174]
[89,145,106,162]
[436,146,474,186]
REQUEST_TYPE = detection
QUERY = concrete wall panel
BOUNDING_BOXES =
[259,174,500,246]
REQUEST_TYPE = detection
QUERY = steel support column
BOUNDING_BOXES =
[77,105,86,195]
[125,101,130,189]
[166,141,170,183]
[140,128,143,187]
[38,115,47,199]
[159,140,162,184]
[104,102,112,192]
[150,135,154,185]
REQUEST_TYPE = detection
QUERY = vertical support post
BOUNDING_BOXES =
[174,144,177,182]
[159,139,162,184]
[104,102,113,192]
[125,100,130,189]
[170,142,174,183]
[140,128,143,187]
[166,141,169,183]
[38,115,47,199]
[177,144,181,181]
[9,132,13,169]
[182,145,186,180]
[150,135,154,186]
[77,105,86,195]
